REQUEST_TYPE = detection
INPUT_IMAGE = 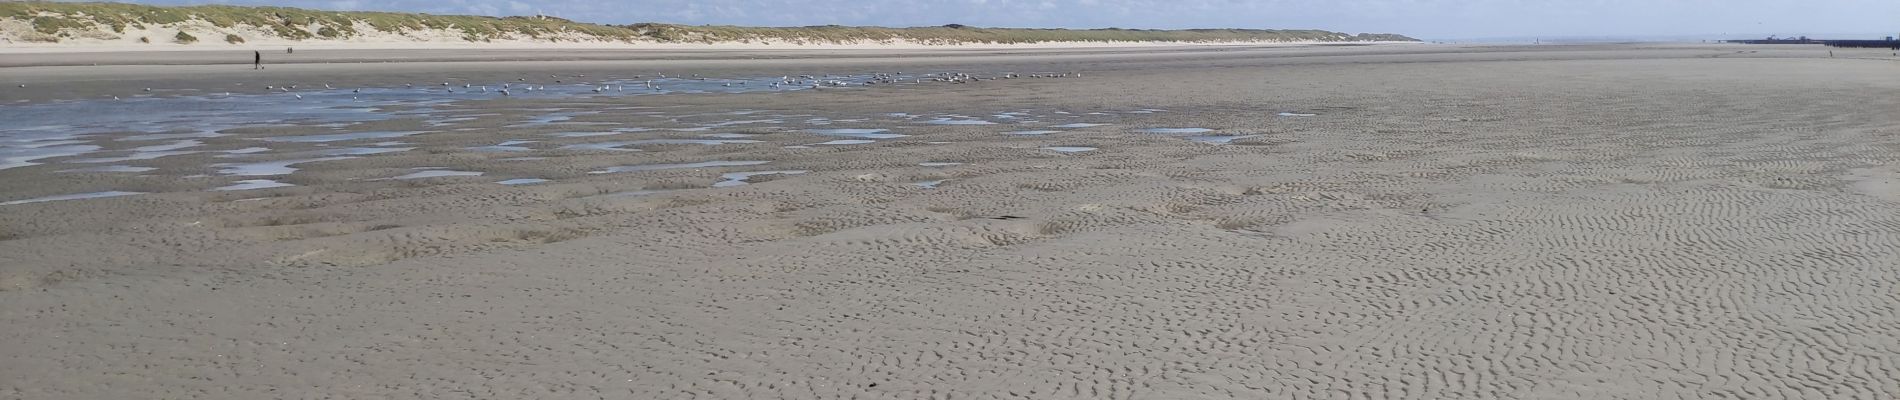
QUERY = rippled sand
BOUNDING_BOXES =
[3,44,1900,399]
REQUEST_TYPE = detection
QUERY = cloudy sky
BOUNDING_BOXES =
[122,0,1900,40]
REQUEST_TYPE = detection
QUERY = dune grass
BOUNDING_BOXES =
[2,1,1417,44]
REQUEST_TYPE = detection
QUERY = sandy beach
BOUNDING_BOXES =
[3,43,1900,399]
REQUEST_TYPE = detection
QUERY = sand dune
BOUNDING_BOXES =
[3,44,1900,399]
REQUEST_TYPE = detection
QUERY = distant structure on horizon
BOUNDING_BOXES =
[1724,35,1899,49]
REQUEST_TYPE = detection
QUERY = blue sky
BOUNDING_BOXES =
[123,0,1900,40]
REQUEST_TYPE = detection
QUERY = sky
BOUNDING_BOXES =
[117,0,1900,40]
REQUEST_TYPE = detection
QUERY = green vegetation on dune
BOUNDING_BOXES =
[2,1,1418,44]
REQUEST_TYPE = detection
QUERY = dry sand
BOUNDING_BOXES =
[3,43,1900,399]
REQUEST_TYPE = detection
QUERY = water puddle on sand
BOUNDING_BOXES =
[495,178,551,185]
[1005,130,1062,135]
[924,118,996,125]
[213,179,295,191]
[701,133,757,139]
[625,139,761,146]
[66,150,198,164]
[701,119,782,127]
[1042,146,1099,153]
[551,128,650,138]
[713,170,809,187]
[2,191,144,206]
[1277,112,1317,117]
[262,131,429,143]
[215,157,353,176]
[1,144,103,170]
[311,147,414,156]
[133,140,202,152]
[61,165,157,173]
[914,180,946,188]
[919,162,964,167]
[589,160,770,174]
[1050,123,1109,128]
[812,139,876,145]
[388,169,484,180]
[120,130,226,141]
[1187,135,1261,144]
[1142,128,1214,134]
[468,140,536,152]
[508,111,608,127]
[559,142,644,152]
[806,129,908,139]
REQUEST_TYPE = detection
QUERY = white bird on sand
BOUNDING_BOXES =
[143,88,152,92]
[324,83,333,89]
[294,94,303,99]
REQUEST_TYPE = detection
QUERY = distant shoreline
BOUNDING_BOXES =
[1,2,1415,55]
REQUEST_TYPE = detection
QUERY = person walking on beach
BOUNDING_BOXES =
[253,50,263,70]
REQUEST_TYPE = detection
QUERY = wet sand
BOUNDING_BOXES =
[4,44,1900,399]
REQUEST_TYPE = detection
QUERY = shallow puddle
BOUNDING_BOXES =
[213,179,296,191]
[216,157,353,176]
[713,170,809,187]
[495,178,552,185]
[807,129,908,139]
[61,165,158,173]
[1005,130,1062,135]
[388,169,484,180]
[925,118,996,125]
[1186,135,1261,144]
[1,191,144,206]
[263,131,428,143]
[813,139,876,145]
[1050,123,1109,128]
[1142,128,1214,134]
[1042,146,1099,153]
[589,160,770,174]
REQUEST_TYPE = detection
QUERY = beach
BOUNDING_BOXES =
[4,43,1900,399]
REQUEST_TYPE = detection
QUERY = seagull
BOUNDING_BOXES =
[294,94,303,99]
[324,83,333,89]
[144,88,152,92]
